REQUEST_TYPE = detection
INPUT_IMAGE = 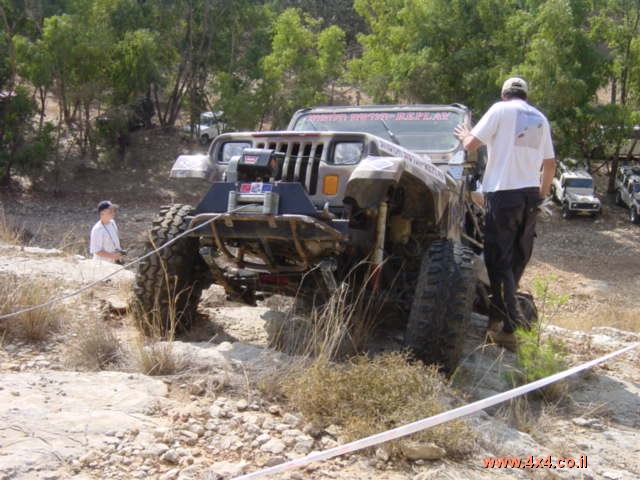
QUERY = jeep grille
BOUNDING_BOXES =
[255,141,324,195]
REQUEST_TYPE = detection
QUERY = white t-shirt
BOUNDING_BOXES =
[471,99,555,193]
[89,220,121,261]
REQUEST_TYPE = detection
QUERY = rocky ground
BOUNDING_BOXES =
[0,243,638,480]
[1,130,639,479]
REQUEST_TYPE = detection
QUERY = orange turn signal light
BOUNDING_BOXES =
[323,175,339,195]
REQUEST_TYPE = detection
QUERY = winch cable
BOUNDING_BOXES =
[0,204,257,321]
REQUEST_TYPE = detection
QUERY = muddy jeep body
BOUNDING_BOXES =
[134,104,487,370]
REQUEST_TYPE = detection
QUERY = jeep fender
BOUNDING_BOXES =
[345,155,448,224]
[345,157,403,207]
[170,154,216,180]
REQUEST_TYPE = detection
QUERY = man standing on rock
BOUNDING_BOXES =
[90,200,124,263]
[454,77,556,350]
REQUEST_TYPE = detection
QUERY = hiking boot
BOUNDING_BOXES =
[487,330,518,352]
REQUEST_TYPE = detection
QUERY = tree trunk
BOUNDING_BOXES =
[610,76,617,104]
[38,87,47,129]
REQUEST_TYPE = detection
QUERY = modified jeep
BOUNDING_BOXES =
[133,104,490,370]
[551,165,601,218]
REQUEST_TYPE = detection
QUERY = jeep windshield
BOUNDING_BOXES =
[291,110,462,152]
[565,178,593,189]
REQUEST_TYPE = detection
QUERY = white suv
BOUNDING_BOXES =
[615,166,640,224]
[551,168,601,218]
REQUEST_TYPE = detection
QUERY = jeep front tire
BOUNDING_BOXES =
[132,204,210,336]
[404,240,476,373]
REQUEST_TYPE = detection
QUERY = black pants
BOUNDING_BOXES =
[484,188,540,333]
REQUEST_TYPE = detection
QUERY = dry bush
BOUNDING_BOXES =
[0,274,63,343]
[281,352,476,459]
[0,207,22,245]
[132,338,188,376]
[268,268,387,360]
[66,317,124,371]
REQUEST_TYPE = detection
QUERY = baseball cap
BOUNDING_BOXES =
[97,200,118,212]
[501,77,528,95]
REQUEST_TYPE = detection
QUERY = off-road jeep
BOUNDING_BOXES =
[614,165,640,224]
[551,166,601,218]
[133,104,489,370]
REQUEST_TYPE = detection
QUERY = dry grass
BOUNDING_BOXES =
[499,397,560,440]
[281,352,476,459]
[132,338,188,376]
[66,317,125,371]
[268,268,387,360]
[553,305,640,333]
[0,206,22,245]
[0,274,64,343]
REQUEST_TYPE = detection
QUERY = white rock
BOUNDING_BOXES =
[146,443,170,457]
[256,433,271,444]
[187,424,205,437]
[159,469,180,480]
[261,438,287,455]
[282,413,301,426]
[293,439,315,454]
[161,450,181,464]
[375,446,390,462]
[206,460,248,478]
[402,441,446,461]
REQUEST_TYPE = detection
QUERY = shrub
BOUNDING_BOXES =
[281,352,475,458]
[0,274,63,343]
[66,318,124,371]
[504,275,570,401]
[132,338,187,376]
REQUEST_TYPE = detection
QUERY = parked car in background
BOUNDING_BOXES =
[183,111,227,145]
[551,165,601,218]
[615,165,640,224]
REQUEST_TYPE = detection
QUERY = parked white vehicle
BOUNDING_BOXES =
[614,165,640,224]
[551,169,601,218]
[183,111,227,145]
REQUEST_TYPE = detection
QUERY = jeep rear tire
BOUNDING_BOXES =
[404,240,476,372]
[132,204,210,336]
[631,207,640,224]
[615,190,623,206]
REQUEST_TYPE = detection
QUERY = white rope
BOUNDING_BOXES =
[0,205,254,321]
[231,342,639,480]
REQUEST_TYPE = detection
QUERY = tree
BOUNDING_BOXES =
[350,0,516,110]
[261,8,347,128]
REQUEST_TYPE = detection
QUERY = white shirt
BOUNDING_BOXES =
[90,220,121,261]
[471,99,555,192]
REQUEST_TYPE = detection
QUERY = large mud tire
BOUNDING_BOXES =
[132,204,210,336]
[404,240,476,372]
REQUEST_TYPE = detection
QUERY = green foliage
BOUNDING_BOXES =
[109,29,160,104]
[350,0,512,109]
[0,87,38,183]
[503,275,570,401]
[532,274,570,323]
[4,0,640,173]
[261,8,348,128]
[507,328,568,401]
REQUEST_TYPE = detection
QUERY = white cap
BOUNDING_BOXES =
[501,77,528,96]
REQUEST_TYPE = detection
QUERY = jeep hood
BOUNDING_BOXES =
[566,189,599,202]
